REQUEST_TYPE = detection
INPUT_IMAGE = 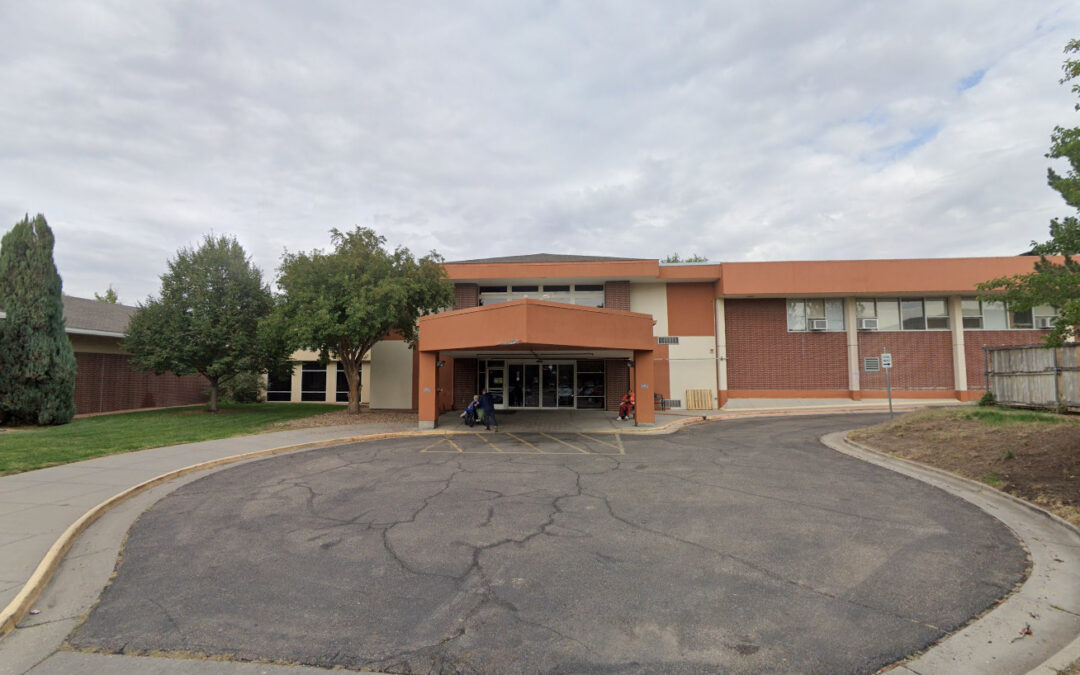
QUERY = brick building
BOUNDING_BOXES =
[265,253,1062,428]
[63,296,206,414]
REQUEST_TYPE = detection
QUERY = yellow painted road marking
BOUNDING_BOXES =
[420,437,449,453]
[578,433,622,453]
[475,432,504,452]
[506,432,546,453]
[540,432,589,454]
[445,436,464,453]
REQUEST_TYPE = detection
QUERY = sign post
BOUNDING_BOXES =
[881,351,893,418]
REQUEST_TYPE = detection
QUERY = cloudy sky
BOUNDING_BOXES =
[2,1,1079,303]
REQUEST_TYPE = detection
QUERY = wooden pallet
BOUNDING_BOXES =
[685,389,713,410]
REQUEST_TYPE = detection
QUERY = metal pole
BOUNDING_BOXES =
[884,349,893,419]
[983,346,990,395]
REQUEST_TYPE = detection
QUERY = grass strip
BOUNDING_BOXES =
[0,403,342,475]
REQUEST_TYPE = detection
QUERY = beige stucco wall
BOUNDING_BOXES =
[629,283,668,336]
[370,340,414,409]
[666,336,718,409]
[68,333,126,354]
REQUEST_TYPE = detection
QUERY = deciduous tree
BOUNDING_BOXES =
[0,214,77,425]
[125,235,290,411]
[274,227,452,414]
[980,39,1080,345]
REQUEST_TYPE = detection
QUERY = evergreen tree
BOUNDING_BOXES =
[0,214,77,425]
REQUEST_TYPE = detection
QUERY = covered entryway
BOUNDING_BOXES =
[417,299,658,428]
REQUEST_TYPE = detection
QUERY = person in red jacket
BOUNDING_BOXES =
[618,390,635,420]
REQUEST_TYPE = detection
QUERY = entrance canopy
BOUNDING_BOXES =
[417,299,658,427]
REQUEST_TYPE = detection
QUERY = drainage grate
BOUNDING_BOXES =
[663,399,682,408]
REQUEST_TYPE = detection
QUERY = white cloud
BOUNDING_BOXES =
[0,0,1078,301]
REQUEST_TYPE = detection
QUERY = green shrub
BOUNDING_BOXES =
[220,372,264,403]
[977,391,997,407]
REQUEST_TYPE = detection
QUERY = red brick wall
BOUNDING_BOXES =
[964,330,1051,390]
[453,358,478,409]
[604,281,631,311]
[725,299,848,390]
[857,332,953,390]
[74,352,207,414]
[605,359,629,411]
[454,284,479,310]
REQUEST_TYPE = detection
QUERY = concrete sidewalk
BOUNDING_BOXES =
[0,422,416,617]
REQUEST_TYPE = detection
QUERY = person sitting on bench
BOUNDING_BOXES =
[618,390,635,420]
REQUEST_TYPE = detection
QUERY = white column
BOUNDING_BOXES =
[715,298,728,407]
[950,296,967,395]
[845,297,860,398]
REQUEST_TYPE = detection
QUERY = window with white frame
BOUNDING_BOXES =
[786,299,845,332]
[960,297,1057,330]
[854,298,949,330]
[479,283,605,307]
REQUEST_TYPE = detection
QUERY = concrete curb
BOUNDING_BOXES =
[823,432,1080,675]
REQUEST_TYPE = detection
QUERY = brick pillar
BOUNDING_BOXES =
[604,281,631,311]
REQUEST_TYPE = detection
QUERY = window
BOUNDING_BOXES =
[924,298,949,330]
[575,360,605,409]
[335,363,354,403]
[961,298,983,329]
[266,368,293,402]
[301,362,327,402]
[786,299,844,331]
[900,299,925,330]
[478,283,605,307]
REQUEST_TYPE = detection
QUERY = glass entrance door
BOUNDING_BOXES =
[503,361,575,408]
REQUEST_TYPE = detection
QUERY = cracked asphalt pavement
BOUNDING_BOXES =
[67,414,1027,673]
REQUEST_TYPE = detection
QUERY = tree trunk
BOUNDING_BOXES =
[208,378,219,412]
[342,358,361,414]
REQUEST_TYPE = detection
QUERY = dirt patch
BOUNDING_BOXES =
[849,407,1080,528]
[270,408,417,429]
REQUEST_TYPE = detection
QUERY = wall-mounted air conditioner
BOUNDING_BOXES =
[1036,316,1056,329]
[809,319,828,331]
[858,318,879,331]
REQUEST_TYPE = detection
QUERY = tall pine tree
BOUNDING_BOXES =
[0,214,77,425]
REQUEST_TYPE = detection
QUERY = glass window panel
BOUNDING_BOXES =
[901,300,926,330]
[576,360,603,373]
[1010,308,1033,329]
[301,362,327,401]
[825,299,845,331]
[983,301,1008,329]
[479,286,507,293]
[877,299,901,330]
[1033,304,1057,317]
[543,285,570,292]
[575,284,603,291]
[266,369,293,402]
[573,291,604,307]
[511,285,538,292]
[924,298,948,317]
[786,300,806,331]
[962,316,983,329]
[806,299,825,319]
[961,298,981,317]
[856,300,876,319]
[335,363,351,402]
[926,316,950,329]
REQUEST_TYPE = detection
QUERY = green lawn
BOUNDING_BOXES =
[0,403,342,475]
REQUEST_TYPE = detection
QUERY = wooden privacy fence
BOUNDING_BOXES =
[985,344,1080,411]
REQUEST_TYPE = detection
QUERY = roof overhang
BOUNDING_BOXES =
[418,299,656,353]
[718,257,1047,297]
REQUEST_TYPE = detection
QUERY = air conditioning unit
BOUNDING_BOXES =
[858,318,879,331]
[809,319,828,331]
[1036,316,1056,329]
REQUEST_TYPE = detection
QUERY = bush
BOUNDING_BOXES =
[220,372,264,404]
[978,391,997,407]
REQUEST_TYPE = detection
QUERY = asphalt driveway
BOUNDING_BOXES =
[68,414,1027,673]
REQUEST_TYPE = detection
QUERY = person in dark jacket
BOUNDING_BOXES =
[479,389,498,431]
